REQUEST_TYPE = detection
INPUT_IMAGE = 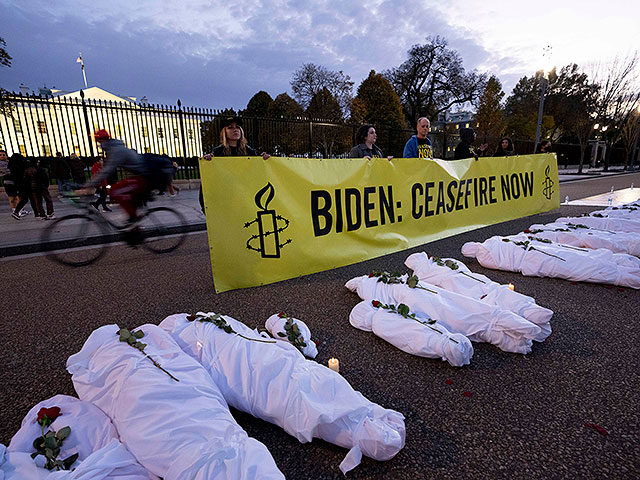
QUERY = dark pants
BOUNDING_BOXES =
[13,184,38,215]
[34,189,54,216]
[94,186,109,208]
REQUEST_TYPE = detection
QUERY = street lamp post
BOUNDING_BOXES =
[630,107,640,171]
[533,76,548,154]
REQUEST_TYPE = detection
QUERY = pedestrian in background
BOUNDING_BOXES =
[68,153,86,186]
[536,140,552,154]
[0,149,19,210]
[25,158,54,220]
[403,117,433,159]
[493,137,515,157]
[90,156,112,212]
[10,153,36,220]
[52,152,72,195]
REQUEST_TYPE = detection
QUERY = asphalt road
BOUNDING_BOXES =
[1,174,639,479]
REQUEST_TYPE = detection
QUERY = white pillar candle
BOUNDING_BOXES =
[508,283,515,291]
[328,358,339,373]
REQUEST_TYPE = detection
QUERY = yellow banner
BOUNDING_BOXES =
[201,153,559,292]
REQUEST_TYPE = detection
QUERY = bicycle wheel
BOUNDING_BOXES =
[42,214,110,266]
[139,206,187,254]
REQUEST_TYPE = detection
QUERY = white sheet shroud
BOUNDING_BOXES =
[405,252,553,341]
[264,314,318,358]
[461,234,640,289]
[528,221,640,257]
[66,324,284,480]
[4,394,156,480]
[349,301,473,367]
[345,275,540,354]
[159,313,406,475]
[555,215,640,233]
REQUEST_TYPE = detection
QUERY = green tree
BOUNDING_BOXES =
[384,36,486,126]
[0,37,11,67]
[351,70,405,129]
[290,63,354,116]
[474,75,505,143]
[1,37,13,117]
[306,87,343,121]
[243,91,273,118]
[267,93,304,119]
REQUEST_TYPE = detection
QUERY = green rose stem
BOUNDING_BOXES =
[558,244,589,252]
[374,302,459,344]
[188,314,276,344]
[117,329,179,382]
[460,271,486,284]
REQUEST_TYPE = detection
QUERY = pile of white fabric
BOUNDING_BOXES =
[66,324,285,480]
[461,233,640,289]
[345,274,541,354]
[349,300,473,366]
[264,313,318,358]
[159,313,405,474]
[2,394,157,479]
[554,214,640,233]
[405,252,553,340]
[527,221,640,257]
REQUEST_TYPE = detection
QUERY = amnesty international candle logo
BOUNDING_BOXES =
[542,165,554,200]
[244,183,291,258]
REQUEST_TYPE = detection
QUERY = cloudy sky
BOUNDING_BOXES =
[1,0,638,110]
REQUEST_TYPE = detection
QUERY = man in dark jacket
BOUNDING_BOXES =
[68,153,86,186]
[52,152,72,194]
[10,154,38,220]
[454,128,487,161]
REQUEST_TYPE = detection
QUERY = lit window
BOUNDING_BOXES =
[465,123,469,128]
[70,123,77,135]
[116,125,123,136]
[456,124,459,129]
[37,121,48,134]
[19,144,26,155]
[74,145,80,155]
[173,128,179,139]
[142,126,149,137]
[157,127,164,138]
[144,146,151,153]
[188,129,193,140]
[41,144,52,156]
[14,119,22,133]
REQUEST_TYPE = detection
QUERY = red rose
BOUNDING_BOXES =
[584,422,608,436]
[37,406,61,426]
[368,273,375,278]
[445,379,453,385]
[462,391,472,398]
[186,315,196,321]
[570,282,578,285]
[278,312,287,318]
[617,287,625,292]
[605,285,613,289]
[371,300,381,308]
[523,229,530,233]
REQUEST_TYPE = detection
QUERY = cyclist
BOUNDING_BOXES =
[78,129,150,243]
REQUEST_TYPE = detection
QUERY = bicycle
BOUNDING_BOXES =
[42,193,188,266]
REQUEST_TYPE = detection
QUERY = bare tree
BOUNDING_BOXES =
[586,53,640,170]
[290,63,354,116]
[619,108,640,170]
[384,36,487,126]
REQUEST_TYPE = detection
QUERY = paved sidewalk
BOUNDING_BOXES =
[0,182,206,258]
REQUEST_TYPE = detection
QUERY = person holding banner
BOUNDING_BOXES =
[199,117,269,214]
[536,140,552,154]
[493,137,515,157]
[454,127,487,160]
[349,124,388,159]
[403,117,433,159]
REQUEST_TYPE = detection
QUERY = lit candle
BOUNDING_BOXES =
[328,358,339,373]
[508,283,515,291]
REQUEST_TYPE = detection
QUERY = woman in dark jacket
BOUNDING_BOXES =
[348,124,385,159]
[493,137,515,157]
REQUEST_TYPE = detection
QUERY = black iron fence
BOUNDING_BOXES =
[0,89,631,188]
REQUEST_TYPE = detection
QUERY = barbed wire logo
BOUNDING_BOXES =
[244,183,291,258]
[542,165,554,200]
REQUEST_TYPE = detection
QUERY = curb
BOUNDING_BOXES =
[0,222,207,259]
